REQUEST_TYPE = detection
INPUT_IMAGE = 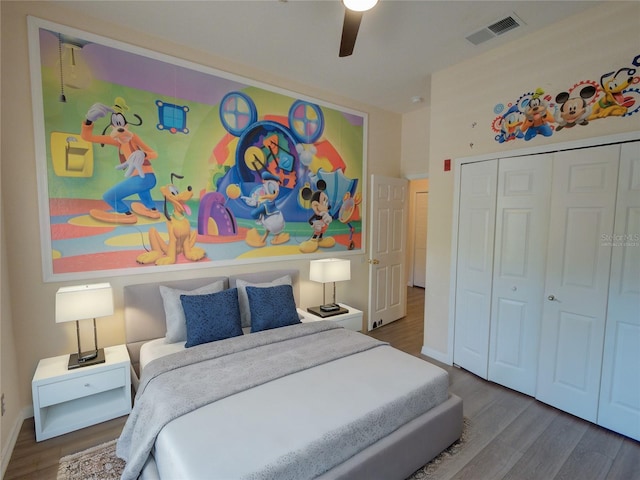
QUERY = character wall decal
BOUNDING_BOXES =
[492,56,640,144]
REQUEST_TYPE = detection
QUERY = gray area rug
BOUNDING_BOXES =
[57,420,467,480]
[57,440,124,480]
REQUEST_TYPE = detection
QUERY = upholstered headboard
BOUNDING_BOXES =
[123,270,299,379]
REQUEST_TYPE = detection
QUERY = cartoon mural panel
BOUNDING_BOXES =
[28,18,365,281]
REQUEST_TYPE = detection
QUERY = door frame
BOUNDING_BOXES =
[425,131,640,366]
[412,190,428,288]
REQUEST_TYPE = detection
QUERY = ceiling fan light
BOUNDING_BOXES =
[343,0,379,12]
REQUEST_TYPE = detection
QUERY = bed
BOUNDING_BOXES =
[119,270,463,480]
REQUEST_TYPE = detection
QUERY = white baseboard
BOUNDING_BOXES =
[1,406,31,477]
[421,345,452,365]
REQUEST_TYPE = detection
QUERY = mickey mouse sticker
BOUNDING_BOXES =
[299,180,335,253]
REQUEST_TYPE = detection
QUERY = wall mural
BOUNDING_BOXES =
[28,18,365,281]
[492,54,640,144]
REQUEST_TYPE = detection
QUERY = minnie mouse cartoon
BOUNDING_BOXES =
[299,179,335,253]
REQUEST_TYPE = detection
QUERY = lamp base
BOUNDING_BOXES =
[68,348,105,369]
[307,305,349,318]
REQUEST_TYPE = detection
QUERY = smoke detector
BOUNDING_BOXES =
[465,13,525,46]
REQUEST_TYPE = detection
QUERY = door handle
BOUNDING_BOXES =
[547,295,557,301]
[368,259,380,265]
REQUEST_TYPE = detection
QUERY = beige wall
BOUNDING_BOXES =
[424,1,640,361]
[401,106,430,287]
[401,106,430,178]
[0,0,401,453]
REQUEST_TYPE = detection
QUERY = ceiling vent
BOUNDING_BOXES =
[465,13,525,45]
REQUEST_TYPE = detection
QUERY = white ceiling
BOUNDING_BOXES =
[59,0,602,114]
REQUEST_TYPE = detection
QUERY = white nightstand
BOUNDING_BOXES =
[299,304,363,332]
[32,344,132,442]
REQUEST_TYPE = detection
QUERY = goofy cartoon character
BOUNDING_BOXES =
[521,89,554,141]
[81,97,160,224]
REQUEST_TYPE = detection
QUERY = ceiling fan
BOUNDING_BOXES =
[339,0,379,57]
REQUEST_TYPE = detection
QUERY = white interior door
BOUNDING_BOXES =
[453,160,498,379]
[536,144,620,422]
[368,175,408,331]
[413,191,428,288]
[598,141,640,441]
[488,155,552,396]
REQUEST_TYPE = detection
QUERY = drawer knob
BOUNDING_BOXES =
[84,383,90,387]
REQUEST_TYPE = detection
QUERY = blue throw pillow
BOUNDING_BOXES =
[247,284,301,333]
[180,288,243,348]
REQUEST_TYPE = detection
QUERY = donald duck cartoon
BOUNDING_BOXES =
[243,171,290,248]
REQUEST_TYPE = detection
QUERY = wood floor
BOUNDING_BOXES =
[5,287,639,480]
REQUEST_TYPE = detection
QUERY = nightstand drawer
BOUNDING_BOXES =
[38,367,125,408]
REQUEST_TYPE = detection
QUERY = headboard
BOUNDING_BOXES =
[124,269,300,380]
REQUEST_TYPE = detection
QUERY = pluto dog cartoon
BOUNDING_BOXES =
[136,173,206,265]
[589,68,636,119]
[81,97,161,224]
[300,180,335,254]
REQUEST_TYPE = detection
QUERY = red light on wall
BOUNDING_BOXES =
[444,159,451,171]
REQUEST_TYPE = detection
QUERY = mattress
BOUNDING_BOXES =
[150,343,449,480]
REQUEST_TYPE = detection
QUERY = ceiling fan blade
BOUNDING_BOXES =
[339,9,363,57]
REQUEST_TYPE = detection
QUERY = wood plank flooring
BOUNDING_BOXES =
[370,287,640,480]
[5,287,639,479]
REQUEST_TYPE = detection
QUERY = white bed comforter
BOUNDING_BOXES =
[118,321,449,480]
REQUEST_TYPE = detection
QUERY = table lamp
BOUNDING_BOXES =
[308,258,351,317]
[55,283,113,369]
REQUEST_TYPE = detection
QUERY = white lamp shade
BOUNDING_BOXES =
[309,258,351,283]
[343,0,379,12]
[55,283,114,323]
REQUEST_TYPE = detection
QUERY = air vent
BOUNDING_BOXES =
[465,13,525,45]
[488,16,520,35]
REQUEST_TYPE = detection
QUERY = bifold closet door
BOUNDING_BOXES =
[487,155,552,396]
[536,144,620,423]
[598,141,640,441]
[453,160,497,378]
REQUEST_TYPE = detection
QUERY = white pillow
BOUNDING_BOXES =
[236,275,292,328]
[159,280,225,343]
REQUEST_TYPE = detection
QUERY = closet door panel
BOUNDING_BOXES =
[453,160,498,378]
[537,145,619,422]
[598,141,640,441]
[488,155,552,396]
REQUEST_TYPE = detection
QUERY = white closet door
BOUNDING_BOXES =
[488,155,552,396]
[537,144,620,422]
[598,141,640,441]
[453,160,498,378]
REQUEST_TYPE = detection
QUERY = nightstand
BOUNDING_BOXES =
[32,344,132,441]
[298,304,363,332]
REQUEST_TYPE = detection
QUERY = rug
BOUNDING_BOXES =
[57,440,124,480]
[58,420,468,480]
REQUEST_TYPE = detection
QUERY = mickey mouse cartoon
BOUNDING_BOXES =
[299,179,335,253]
[80,96,160,224]
[554,85,597,131]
